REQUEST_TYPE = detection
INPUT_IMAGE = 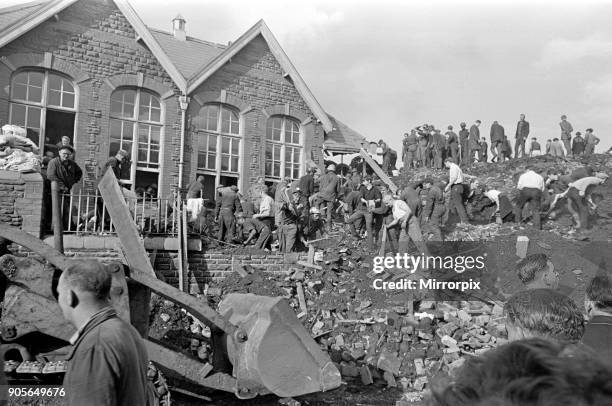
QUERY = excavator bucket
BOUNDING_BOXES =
[218,293,341,398]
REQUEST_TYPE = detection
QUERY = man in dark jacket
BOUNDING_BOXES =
[215,185,242,242]
[299,167,316,198]
[402,130,418,168]
[490,121,505,162]
[572,132,586,156]
[47,145,83,230]
[422,178,446,242]
[459,122,469,166]
[469,120,481,164]
[431,130,446,169]
[583,273,612,365]
[560,115,573,155]
[515,114,530,158]
[445,126,459,164]
[318,164,341,232]
[59,260,150,406]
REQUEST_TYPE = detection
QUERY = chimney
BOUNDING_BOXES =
[172,14,186,41]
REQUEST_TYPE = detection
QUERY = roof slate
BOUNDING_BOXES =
[0,0,47,34]
[325,114,367,154]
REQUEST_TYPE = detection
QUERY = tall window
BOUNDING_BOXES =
[196,104,240,196]
[9,70,77,152]
[109,88,162,195]
[265,116,301,180]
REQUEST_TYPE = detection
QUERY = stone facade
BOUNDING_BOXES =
[0,171,43,237]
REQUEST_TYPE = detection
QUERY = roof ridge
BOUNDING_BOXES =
[0,0,48,15]
[147,26,226,49]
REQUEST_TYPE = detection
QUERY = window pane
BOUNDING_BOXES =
[139,125,149,143]
[29,72,43,87]
[27,106,41,129]
[207,154,216,169]
[265,144,273,160]
[231,157,239,171]
[110,119,121,138]
[230,113,239,134]
[123,121,133,140]
[221,156,229,171]
[150,126,160,144]
[63,93,75,108]
[13,72,27,86]
[209,134,217,153]
[48,90,61,106]
[11,104,26,126]
[150,107,160,122]
[222,137,230,154]
[205,105,218,131]
[12,83,26,100]
[110,99,123,116]
[197,152,206,169]
[231,138,239,155]
[63,79,75,94]
[221,108,230,133]
[26,128,39,147]
[273,162,280,177]
[109,141,121,157]
[48,74,61,92]
[29,85,42,103]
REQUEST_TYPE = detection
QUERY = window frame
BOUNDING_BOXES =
[265,115,303,182]
[108,87,164,196]
[8,69,78,152]
[195,103,242,190]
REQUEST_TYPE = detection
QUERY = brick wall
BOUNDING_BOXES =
[0,171,43,236]
[0,0,181,198]
[187,35,326,193]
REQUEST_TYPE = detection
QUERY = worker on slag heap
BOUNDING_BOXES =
[459,122,469,166]
[431,129,446,169]
[445,126,459,164]
[473,184,513,224]
[566,173,608,229]
[378,139,395,175]
[421,178,446,242]
[403,130,418,168]
[529,137,542,157]
[416,131,430,168]
[274,176,293,227]
[300,207,325,245]
[513,166,545,229]
[318,164,341,233]
[299,167,316,199]
[236,212,271,250]
[252,186,275,230]
[342,187,365,238]
[215,185,242,243]
[468,120,482,164]
[358,175,382,251]
[444,157,469,223]
[479,137,488,163]
[382,194,429,256]
[278,187,307,252]
[349,167,362,191]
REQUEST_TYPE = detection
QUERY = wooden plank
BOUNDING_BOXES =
[360,148,398,193]
[296,282,308,313]
[97,168,156,277]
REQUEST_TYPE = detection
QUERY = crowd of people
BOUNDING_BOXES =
[400,114,602,169]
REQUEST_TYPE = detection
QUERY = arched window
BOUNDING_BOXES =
[265,116,301,180]
[195,104,240,196]
[109,88,162,195]
[9,70,77,153]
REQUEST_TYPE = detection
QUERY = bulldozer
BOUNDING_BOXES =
[0,169,341,401]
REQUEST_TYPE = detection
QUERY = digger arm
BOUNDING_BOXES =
[96,168,246,341]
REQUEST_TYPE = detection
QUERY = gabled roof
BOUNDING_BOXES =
[187,19,333,133]
[0,0,187,91]
[149,28,226,80]
[324,114,367,154]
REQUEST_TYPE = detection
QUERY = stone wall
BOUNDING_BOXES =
[0,170,43,236]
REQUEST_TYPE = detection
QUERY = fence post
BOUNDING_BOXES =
[51,181,64,253]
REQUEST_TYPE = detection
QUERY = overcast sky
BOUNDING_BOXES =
[8,0,612,155]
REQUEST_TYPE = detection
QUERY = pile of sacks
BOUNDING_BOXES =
[0,125,41,173]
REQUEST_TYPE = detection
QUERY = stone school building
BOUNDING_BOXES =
[0,0,363,202]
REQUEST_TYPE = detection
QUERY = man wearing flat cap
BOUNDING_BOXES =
[47,145,82,229]
[318,164,341,232]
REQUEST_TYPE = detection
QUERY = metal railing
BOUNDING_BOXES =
[60,191,179,236]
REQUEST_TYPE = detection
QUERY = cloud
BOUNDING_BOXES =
[536,36,612,68]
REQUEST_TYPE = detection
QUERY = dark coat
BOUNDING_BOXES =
[515,120,530,140]
[469,125,481,149]
[582,315,612,366]
[47,157,82,191]
[490,123,505,144]
[64,307,150,406]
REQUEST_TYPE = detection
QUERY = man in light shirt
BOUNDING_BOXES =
[514,167,545,229]
[444,158,469,223]
[567,174,608,229]
[382,194,429,255]
[253,187,275,230]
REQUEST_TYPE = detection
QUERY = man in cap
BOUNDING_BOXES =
[468,120,482,164]
[560,115,573,155]
[47,145,83,230]
[278,187,306,252]
[102,149,129,183]
[59,260,150,405]
[252,186,275,230]
[318,164,341,232]
[378,139,392,174]
[572,132,585,156]
[301,206,325,244]
[215,184,242,242]
[236,212,271,250]
[445,126,459,164]
[416,131,430,168]
[515,114,530,158]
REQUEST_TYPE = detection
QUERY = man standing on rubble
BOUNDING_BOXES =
[514,166,545,229]
[432,129,446,169]
[445,126,459,164]
[584,128,599,156]
[444,158,469,223]
[299,168,316,199]
[403,130,418,168]
[215,185,242,243]
[515,114,530,159]
[318,164,341,232]
[560,115,573,155]
[277,187,306,252]
[479,137,488,163]
[47,145,82,230]
[572,132,586,156]
[422,178,446,242]
[459,122,469,166]
[358,176,382,250]
[416,131,430,168]
[490,121,504,162]
[59,260,150,406]
[469,120,482,164]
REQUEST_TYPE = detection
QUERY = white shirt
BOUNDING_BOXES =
[448,163,464,185]
[258,195,274,217]
[517,170,545,191]
[484,190,501,208]
[569,177,605,195]
[392,200,411,221]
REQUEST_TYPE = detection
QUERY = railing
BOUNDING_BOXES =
[60,192,180,237]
